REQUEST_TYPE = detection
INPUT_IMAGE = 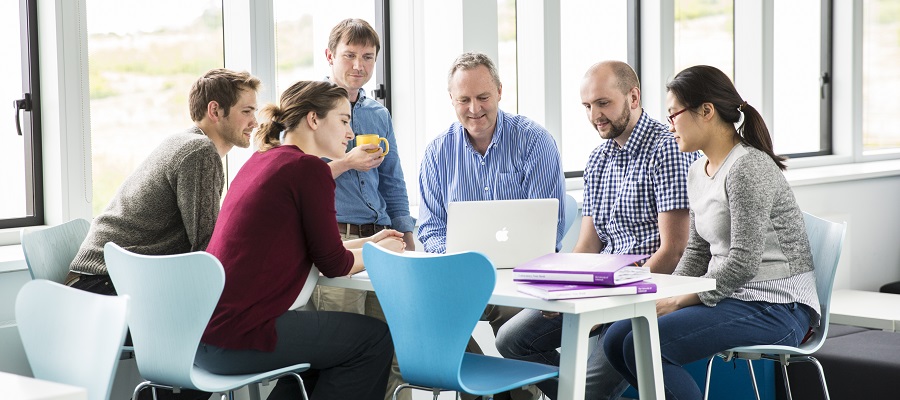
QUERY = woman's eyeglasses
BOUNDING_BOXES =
[667,108,688,125]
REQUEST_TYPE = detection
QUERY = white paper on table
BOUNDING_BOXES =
[351,270,370,280]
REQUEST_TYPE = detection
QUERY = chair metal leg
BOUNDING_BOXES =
[392,383,458,400]
[703,357,715,400]
[132,381,151,400]
[780,362,793,400]
[806,356,832,400]
[780,356,830,400]
[393,383,410,400]
[744,359,761,400]
[285,372,309,400]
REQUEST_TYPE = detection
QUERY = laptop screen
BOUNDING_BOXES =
[446,198,559,269]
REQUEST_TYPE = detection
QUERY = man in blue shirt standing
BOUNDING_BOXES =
[310,18,415,400]
[495,61,698,400]
[418,52,566,400]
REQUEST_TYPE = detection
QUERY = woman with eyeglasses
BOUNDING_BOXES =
[602,65,820,400]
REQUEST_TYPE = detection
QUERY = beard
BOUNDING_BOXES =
[598,103,631,140]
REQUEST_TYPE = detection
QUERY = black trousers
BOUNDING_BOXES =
[195,309,393,400]
[70,274,212,400]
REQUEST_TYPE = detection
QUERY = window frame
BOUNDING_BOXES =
[373,0,392,112]
[563,0,641,179]
[779,0,834,159]
[3,0,44,230]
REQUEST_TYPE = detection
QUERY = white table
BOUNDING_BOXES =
[0,371,87,400]
[829,289,900,331]
[319,270,714,400]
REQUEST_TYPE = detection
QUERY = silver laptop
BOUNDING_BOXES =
[446,198,559,269]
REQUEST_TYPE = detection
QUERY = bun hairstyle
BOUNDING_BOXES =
[254,81,349,152]
[666,65,787,170]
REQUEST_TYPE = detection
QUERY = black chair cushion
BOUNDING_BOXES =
[880,281,900,294]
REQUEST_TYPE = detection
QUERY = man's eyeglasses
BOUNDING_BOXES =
[667,108,688,125]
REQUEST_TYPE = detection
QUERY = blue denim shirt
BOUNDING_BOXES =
[330,87,414,233]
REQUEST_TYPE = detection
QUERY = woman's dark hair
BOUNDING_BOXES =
[666,65,786,170]
[255,81,349,152]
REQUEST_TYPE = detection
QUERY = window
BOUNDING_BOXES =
[559,0,630,174]
[86,0,224,216]
[773,0,830,156]
[497,0,518,114]
[272,0,379,104]
[862,0,900,154]
[673,0,734,78]
[493,0,632,175]
[1,0,43,228]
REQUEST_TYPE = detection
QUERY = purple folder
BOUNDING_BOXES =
[517,280,658,300]
[513,253,651,286]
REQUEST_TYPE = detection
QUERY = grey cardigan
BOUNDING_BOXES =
[673,144,814,306]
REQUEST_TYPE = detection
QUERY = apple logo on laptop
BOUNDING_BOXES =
[495,227,509,242]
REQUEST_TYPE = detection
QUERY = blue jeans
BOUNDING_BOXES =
[495,309,630,400]
[603,299,811,400]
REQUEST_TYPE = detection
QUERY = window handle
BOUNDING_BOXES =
[820,72,831,100]
[14,93,32,136]
[372,84,386,100]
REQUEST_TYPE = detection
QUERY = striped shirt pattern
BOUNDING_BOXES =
[582,111,698,256]
[418,109,566,254]
[734,271,821,326]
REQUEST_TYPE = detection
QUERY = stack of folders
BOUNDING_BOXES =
[513,253,655,300]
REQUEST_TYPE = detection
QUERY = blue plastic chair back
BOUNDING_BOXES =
[104,242,224,389]
[363,242,496,392]
[20,218,91,283]
[563,194,579,236]
[16,280,129,400]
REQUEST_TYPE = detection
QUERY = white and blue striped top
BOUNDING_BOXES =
[417,109,566,254]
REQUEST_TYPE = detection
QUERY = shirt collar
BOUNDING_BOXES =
[599,110,651,157]
[323,76,367,106]
[461,109,506,154]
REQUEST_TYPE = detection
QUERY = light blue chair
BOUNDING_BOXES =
[20,218,135,359]
[362,242,559,400]
[703,212,847,400]
[16,279,129,400]
[20,218,90,283]
[563,193,579,236]
[104,242,311,400]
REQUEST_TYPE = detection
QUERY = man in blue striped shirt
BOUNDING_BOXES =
[418,52,565,400]
[418,52,566,254]
[496,61,698,400]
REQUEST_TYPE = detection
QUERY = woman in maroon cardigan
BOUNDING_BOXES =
[196,80,405,400]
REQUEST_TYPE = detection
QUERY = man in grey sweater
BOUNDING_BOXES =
[66,69,260,400]
[68,68,260,290]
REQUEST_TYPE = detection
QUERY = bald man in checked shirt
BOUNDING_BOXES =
[496,61,699,400]
[418,52,564,400]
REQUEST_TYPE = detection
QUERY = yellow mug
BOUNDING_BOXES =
[355,134,389,156]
